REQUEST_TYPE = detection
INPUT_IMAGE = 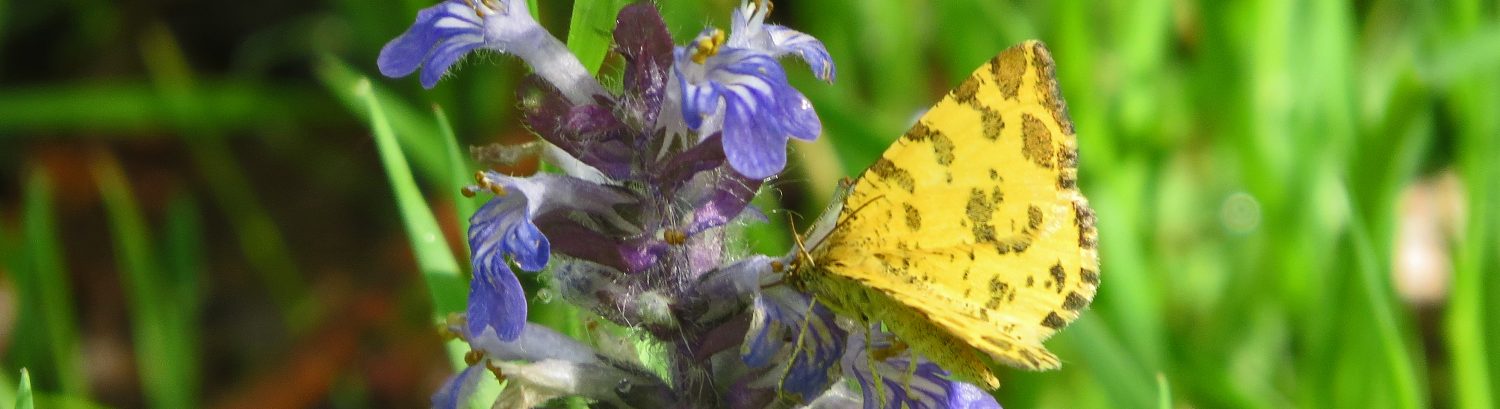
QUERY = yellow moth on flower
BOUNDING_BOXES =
[786,40,1099,389]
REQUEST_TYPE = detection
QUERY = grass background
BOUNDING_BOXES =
[2,0,1498,408]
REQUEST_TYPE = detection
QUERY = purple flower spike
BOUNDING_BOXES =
[842,327,1002,409]
[379,1,868,407]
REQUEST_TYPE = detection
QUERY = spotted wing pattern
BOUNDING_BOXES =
[808,40,1099,388]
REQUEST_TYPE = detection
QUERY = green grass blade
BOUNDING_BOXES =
[19,171,87,397]
[566,0,626,74]
[0,362,10,405]
[182,138,312,326]
[93,153,195,409]
[355,78,484,406]
[317,56,451,183]
[159,193,204,400]
[354,78,467,318]
[1346,210,1423,409]
[139,25,312,328]
[14,369,32,409]
[1064,318,1156,408]
[1156,373,1172,409]
[0,83,333,135]
[1450,61,1500,409]
[434,105,478,229]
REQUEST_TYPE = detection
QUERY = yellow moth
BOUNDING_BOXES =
[786,40,1099,389]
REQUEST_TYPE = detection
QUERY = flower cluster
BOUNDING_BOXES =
[378,1,1001,408]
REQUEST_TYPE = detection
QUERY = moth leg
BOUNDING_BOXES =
[902,354,918,406]
[780,294,820,399]
[864,321,889,409]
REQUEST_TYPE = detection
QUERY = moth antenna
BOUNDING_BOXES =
[838,193,887,226]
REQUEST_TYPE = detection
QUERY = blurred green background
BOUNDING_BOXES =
[2,0,1499,408]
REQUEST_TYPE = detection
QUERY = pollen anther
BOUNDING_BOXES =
[754,0,774,16]
[470,171,509,196]
[464,350,485,366]
[690,29,727,64]
[664,229,688,245]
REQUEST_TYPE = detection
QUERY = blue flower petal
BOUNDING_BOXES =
[675,42,821,179]
[469,194,551,275]
[377,11,441,77]
[775,86,821,141]
[431,364,486,409]
[842,327,1001,409]
[743,287,846,402]
[765,24,836,82]
[470,322,601,363]
[378,1,479,78]
[724,1,836,82]
[675,51,723,131]
[499,209,550,272]
[379,0,603,97]
[467,257,528,341]
[419,36,485,89]
[378,1,488,89]
[741,296,785,367]
[947,382,1003,409]
[720,83,791,178]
